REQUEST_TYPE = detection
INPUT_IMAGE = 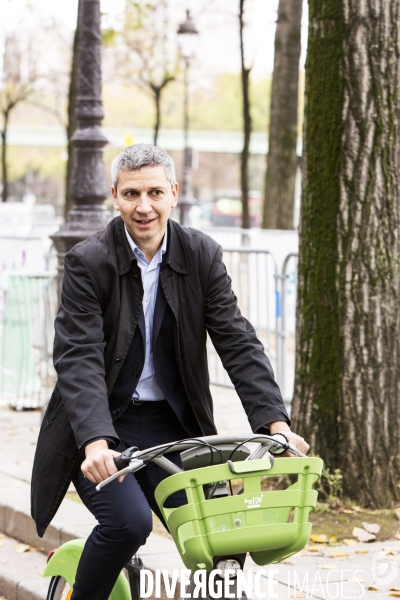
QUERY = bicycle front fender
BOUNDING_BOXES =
[43,538,131,600]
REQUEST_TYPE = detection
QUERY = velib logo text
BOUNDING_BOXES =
[244,494,264,509]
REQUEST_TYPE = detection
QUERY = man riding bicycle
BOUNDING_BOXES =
[31,144,308,600]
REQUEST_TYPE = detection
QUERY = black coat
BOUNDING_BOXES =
[31,217,289,536]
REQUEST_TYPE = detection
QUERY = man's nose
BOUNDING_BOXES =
[136,193,152,213]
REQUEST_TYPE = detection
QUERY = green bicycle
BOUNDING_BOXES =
[43,433,323,600]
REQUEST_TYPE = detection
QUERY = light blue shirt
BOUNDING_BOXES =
[124,225,167,401]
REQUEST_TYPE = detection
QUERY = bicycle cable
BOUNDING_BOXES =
[135,437,224,468]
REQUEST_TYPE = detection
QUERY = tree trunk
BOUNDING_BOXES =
[292,0,400,507]
[239,0,251,229]
[153,87,161,146]
[65,0,82,218]
[1,112,9,202]
[262,0,303,230]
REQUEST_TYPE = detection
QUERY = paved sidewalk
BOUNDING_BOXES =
[0,387,399,599]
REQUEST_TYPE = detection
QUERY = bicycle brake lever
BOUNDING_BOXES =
[95,458,145,491]
[286,445,307,457]
[96,466,132,491]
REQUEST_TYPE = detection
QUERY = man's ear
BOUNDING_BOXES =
[171,182,179,208]
[111,186,120,211]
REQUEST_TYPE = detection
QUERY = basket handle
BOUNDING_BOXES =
[227,457,274,474]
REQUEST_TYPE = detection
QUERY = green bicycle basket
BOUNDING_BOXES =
[155,456,323,572]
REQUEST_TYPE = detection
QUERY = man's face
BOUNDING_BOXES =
[111,166,178,253]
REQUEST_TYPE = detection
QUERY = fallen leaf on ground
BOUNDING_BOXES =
[390,593,400,598]
[305,545,320,552]
[317,563,338,570]
[14,543,33,553]
[352,527,376,542]
[355,549,369,554]
[330,551,349,558]
[390,586,400,592]
[367,585,379,591]
[343,538,358,546]
[329,536,337,543]
[362,522,380,534]
[310,534,328,543]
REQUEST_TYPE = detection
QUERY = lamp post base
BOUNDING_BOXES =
[50,204,111,298]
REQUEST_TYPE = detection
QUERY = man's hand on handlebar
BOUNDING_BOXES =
[268,421,309,456]
[82,440,124,484]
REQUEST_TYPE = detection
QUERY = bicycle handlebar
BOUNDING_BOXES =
[96,433,306,492]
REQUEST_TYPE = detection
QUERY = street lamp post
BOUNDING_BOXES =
[51,0,110,297]
[177,10,198,226]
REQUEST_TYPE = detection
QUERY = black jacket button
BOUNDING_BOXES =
[112,409,121,416]
[115,358,122,364]
[132,371,139,379]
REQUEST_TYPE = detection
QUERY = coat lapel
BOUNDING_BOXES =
[137,306,146,350]
[152,280,167,347]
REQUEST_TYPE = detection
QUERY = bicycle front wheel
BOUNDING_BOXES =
[46,575,73,600]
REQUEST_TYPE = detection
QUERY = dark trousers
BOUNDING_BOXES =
[71,400,188,600]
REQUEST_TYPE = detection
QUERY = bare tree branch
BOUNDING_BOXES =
[0,21,70,202]
[105,0,180,145]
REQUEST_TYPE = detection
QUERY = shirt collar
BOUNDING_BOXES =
[124,224,167,264]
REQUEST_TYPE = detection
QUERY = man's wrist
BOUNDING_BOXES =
[82,436,117,454]
[267,420,291,435]
[84,439,109,457]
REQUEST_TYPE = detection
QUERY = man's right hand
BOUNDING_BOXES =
[81,439,121,484]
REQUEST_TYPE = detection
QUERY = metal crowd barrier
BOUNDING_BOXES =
[0,238,297,411]
[0,272,58,409]
[207,248,298,407]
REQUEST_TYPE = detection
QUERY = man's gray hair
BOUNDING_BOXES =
[111,144,177,189]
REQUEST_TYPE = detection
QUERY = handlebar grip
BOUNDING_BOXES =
[113,454,129,471]
[113,446,139,471]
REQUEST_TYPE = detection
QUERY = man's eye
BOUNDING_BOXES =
[152,190,162,195]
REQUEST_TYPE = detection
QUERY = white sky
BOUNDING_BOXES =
[0,0,309,79]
